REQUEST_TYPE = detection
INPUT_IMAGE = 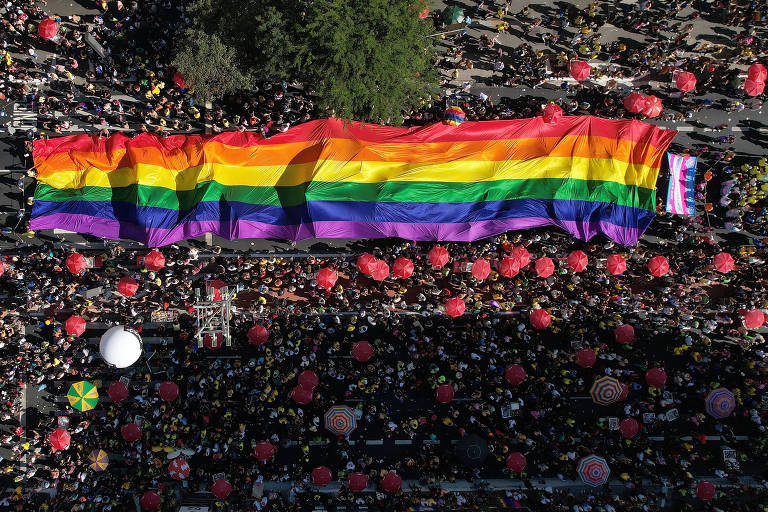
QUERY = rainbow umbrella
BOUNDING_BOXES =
[577,455,610,486]
[324,405,357,436]
[67,381,99,412]
[589,376,622,405]
[88,449,109,471]
[705,388,735,419]
[443,106,466,126]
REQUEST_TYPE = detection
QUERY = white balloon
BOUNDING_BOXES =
[99,326,142,368]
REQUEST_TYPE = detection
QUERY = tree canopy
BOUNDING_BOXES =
[174,0,437,124]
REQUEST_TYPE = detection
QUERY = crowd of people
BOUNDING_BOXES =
[1,0,768,511]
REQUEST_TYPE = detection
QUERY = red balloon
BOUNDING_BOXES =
[66,253,87,274]
[427,246,450,268]
[292,385,314,405]
[248,325,269,345]
[121,423,142,442]
[744,78,765,97]
[695,480,715,501]
[298,370,319,389]
[202,332,224,350]
[316,268,338,291]
[436,383,454,403]
[645,367,667,388]
[614,324,635,344]
[619,417,640,438]
[570,60,591,81]
[471,258,491,280]
[529,309,550,330]
[445,297,465,318]
[623,92,646,113]
[158,381,179,401]
[576,348,596,368]
[140,491,161,511]
[369,260,390,281]
[37,19,59,40]
[311,466,332,486]
[382,472,402,493]
[49,429,70,450]
[499,257,520,278]
[675,71,697,92]
[108,381,129,402]
[254,441,276,461]
[748,63,767,82]
[352,341,374,362]
[567,250,588,272]
[744,309,765,329]
[504,365,526,385]
[357,254,376,274]
[542,103,563,123]
[712,252,734,273]
[348,472,368,491]
[606,254,627,275]
[506,452,527,472]
[65,315,86,337]
[173,71,191,90]
[534,257,554,278]
[117,276,139,297]
[144,250,165,271]
[648,255,669,277]
[642,95,663,117]
[211,479,232,499]
[392,257,414,279]
[511,246,530,267]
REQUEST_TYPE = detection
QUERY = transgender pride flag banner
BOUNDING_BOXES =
[666,153,697,216]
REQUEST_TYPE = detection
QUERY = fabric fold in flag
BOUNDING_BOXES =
[31,116,676,246]
[665,153,697,216]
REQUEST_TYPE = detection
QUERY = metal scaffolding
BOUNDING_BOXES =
[193,284,232,348]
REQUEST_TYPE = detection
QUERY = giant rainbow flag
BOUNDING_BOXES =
[30,116,675,246]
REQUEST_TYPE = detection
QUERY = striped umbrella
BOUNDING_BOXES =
[590,376,622,405]
[577,455,610,486]
[324,405,357,436]
[88,449,109,471]
[67,381,99,411]
[443,106,466,126]
[705,388,735,419]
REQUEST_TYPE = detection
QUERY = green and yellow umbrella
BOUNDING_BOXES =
[67,381,99,411]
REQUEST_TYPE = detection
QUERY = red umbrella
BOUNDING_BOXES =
[570,60,591,81]
[623,92,646,113]
[436,383,454,403]
[37,19,59,40]
[506,452,526,472]
[748,63,767,82]
[743,309,765,329]
[642,95,663,117]
[65,315,86,337]
[292,384,314,405]
[534,257,555,278]
[369,260,390,281]
[576,348,596,368]
[254,441,276,461]
[471,258,491,280]
[168,458,190,480]
[542,103,563,123]
[428,246,450,268]
[695,480,715,501]
[144,250,165,271]
[713,252,734,273]
[606,254,627,275]
[618,382,629,402]
[356,254,376,274]
[211,479,232,499]
[530,309,550,330]
[108,381,129,402]
[140,491,161,511]
[499,257,520,278]
[66,253,87,274]
[619,417,640,439]
[316,268,338,291]
[352,341,374,362]
[312,466,332,486]
[445,297,465,318]
[248,325,269,345]
[744,78,765,97]
[49,429,70,451]
[567,250,588,272]
[202,333,224,350]
[392,257,414,279]
[121,423,142,442]
[0,262,3,277]
[349,472,368,491]
[511,246,530,267]
[298,370,319,389]
[614,324,634,344]
[117,276,139,297]
[645,367,667,388]
[675,71,697,92]
[173,71,191,89]
[504,365,526,385]
[382,472,402,493]
[648,255,669,277]
[158,381,179,401]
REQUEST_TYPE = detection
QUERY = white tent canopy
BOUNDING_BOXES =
[99,326,142,368]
